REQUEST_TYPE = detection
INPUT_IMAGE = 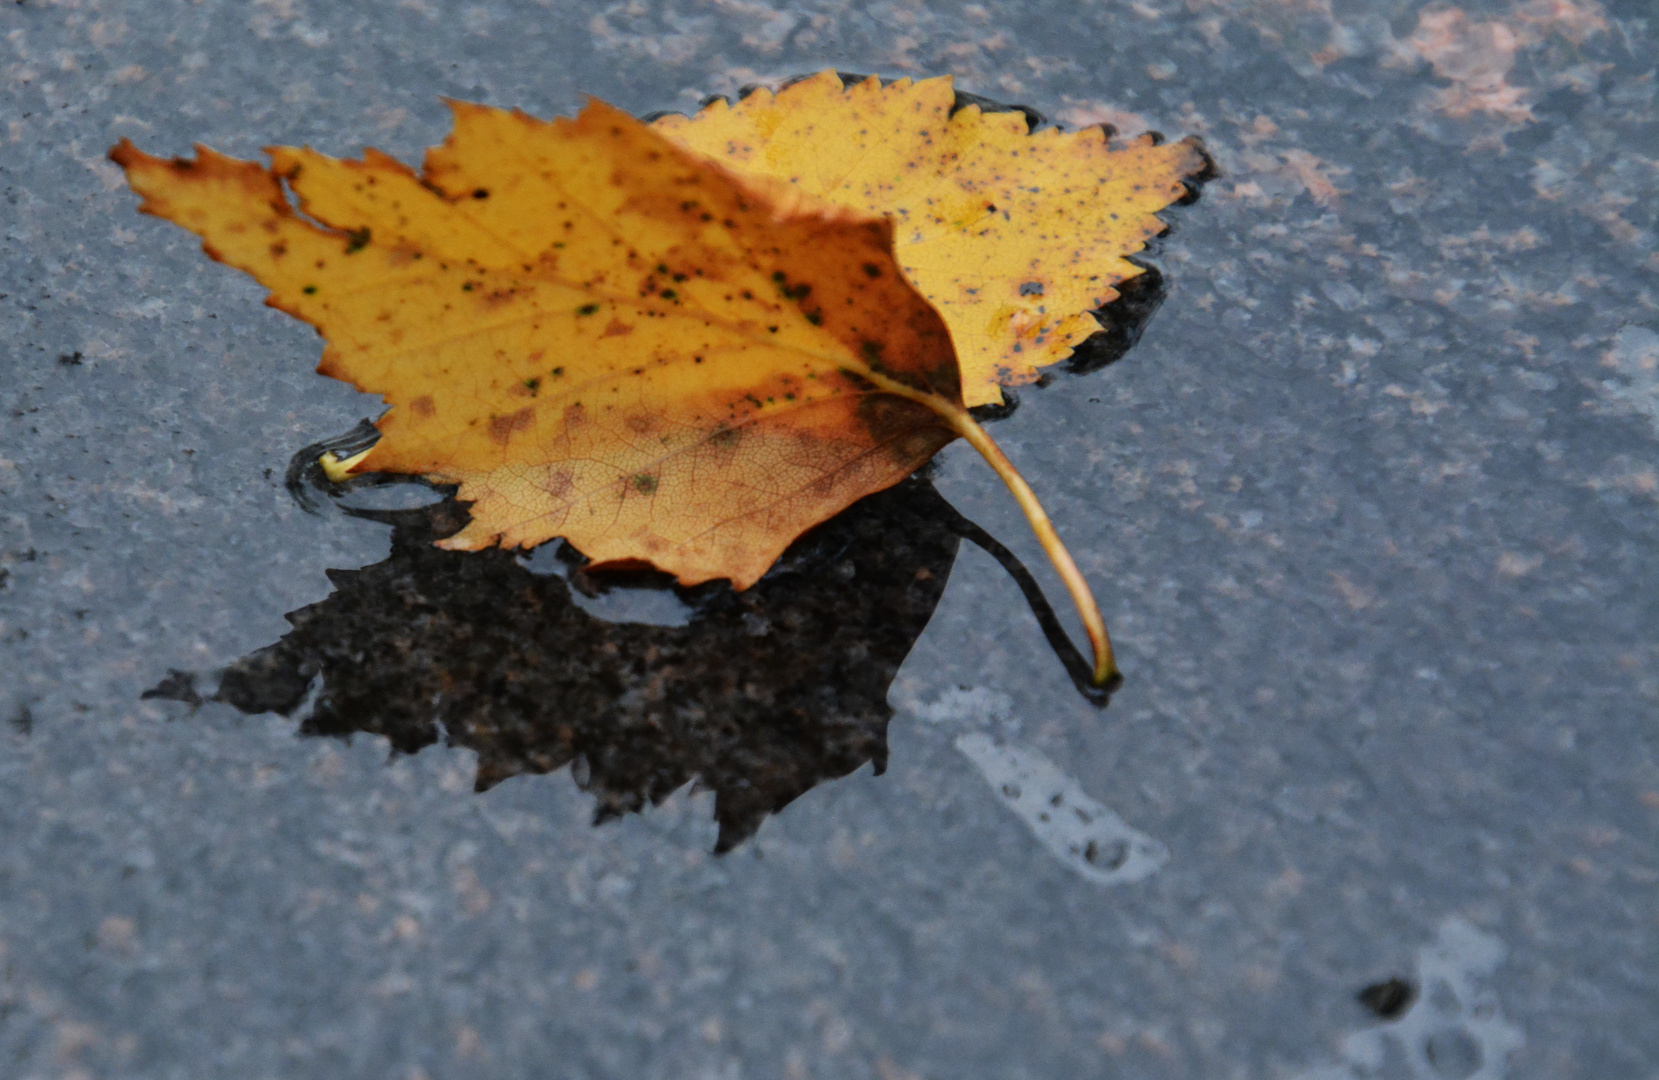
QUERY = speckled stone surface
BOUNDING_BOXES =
[2,1,1656,1077]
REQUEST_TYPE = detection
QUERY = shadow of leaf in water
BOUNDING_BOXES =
[207,475,961,852]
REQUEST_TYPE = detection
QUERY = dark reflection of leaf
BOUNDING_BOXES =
[1064,261,1167,377]
[209,475,961,852]
[140,668,203,708]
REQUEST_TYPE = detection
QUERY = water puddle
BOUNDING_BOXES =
[134,77,1207,852]
[146,458,1109,851]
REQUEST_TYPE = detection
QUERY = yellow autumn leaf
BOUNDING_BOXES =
[654,71,1208,407]
[111,96,1121,686]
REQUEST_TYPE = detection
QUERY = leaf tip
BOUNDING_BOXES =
[107,136,142,169]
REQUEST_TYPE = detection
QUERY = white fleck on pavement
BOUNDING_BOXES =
[1296,917,1524,1080]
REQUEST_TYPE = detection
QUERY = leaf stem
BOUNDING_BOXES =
[858,371,1119,687]
[945,408,1119,687]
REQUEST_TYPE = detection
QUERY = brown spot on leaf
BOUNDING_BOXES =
[540,468,574,499]
[488,406,536,444]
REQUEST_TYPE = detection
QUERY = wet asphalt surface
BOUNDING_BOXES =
[2,0,1656,1077]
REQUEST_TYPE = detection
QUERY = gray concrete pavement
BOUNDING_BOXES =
[2,0,1655,1077]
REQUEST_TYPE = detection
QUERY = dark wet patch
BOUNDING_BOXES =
[1357,976,1416,1020]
